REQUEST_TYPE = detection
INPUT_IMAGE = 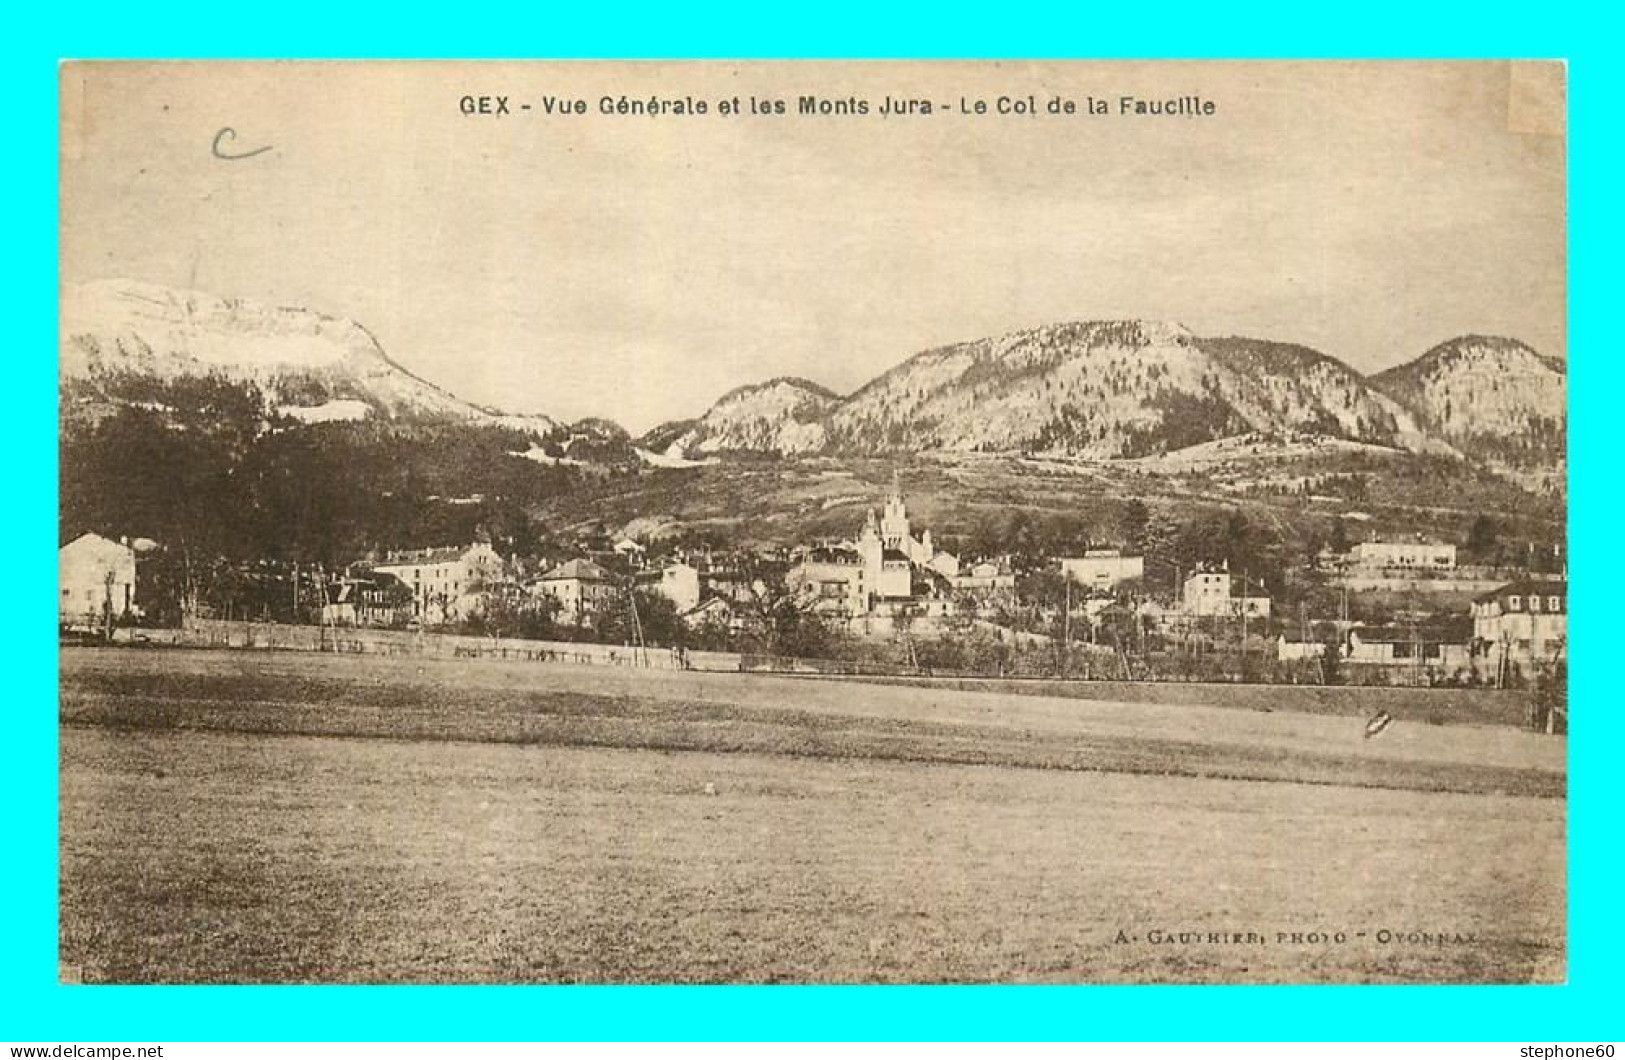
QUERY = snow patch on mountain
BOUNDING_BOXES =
[280,399,373,424]
[510,444,586,467]
[635,445,718,469]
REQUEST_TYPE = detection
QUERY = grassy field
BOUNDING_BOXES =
[59,647,1565,984]
[810,673,1541,729]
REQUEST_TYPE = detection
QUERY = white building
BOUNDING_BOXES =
[1473,579,1567,668]
[875,474,955,574]
[858,513,922,602]
[534,558,619,624]
[1180,562,1271,619]
[952,560,1016,595]
[1276,633,1327,662]
[639,561,701,613]
[1348,539,1457,571]
[59,532,138,628]
[788,546,871,616]
[373,542,506,625]
[611,537,647,567]
[1059,550,1144,592]
[1344,622,1474,670]
[681,595,746,635]
[318,571,414,629]
[787,478,957,627]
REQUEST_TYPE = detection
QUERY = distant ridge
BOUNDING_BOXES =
[61,279,560,433]
[639,319,1551,466]
[60,279,1564,480]
[1368,335,1566,468]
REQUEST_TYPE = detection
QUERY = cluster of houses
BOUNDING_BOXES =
[364,546,677,629]
[1274,579,1567,683]
[60,482,1569,684]
[784,478,1004,636]
[55,534,707,636]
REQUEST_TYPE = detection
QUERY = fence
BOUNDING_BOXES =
[736,647,1533,689]
[115,618,744,672]
[105,619,1554,695]
[738,653,990,679]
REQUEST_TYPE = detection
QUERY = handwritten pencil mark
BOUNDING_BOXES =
[211,127,272,161]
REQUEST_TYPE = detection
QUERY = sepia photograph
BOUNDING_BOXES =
[57,60,1567,985]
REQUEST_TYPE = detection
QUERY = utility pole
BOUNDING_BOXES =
[1240,568,1249,680]
[627,587,648,667]
[1062,576,1071,675]
[1545,641,1564,735]
[181,545,196,623]
[1174,565,1186,658]
[1300,601,1310,684]
[1411,618,1421,688]
[316,562,333,652]
[1532,609,1544,733]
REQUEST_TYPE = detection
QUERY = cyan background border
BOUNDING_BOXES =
[7,2,1612,1041]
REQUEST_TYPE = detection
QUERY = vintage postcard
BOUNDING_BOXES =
[58,60,1566,984]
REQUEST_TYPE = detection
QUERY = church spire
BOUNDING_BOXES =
[880,470,909,550]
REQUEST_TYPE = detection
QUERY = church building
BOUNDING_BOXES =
[788,475,960,628]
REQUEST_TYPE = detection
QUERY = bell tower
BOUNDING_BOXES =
[880,471,910,551]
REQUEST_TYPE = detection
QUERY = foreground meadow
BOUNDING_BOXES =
[59,648,1565,983]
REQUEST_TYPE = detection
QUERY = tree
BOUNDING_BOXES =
[1015,567,1069,635]
[686,607,737,652]
[891,604,923,668]
[1319,630,1344,686]
[630,589,686,649]
[1328,516,1350,555]
[1533,660,1567,734]
[737,577,836,659]
[464,582,560,640]
[1467,514,1500,555]
[1118,499,1151,555]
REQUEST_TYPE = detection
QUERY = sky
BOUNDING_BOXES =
[60,61,1566,433]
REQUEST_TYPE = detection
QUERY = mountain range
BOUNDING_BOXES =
[642,322,1564,476]
[1368,335,1567,468]
[60,279,1567,479]
[61,280,560,434]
